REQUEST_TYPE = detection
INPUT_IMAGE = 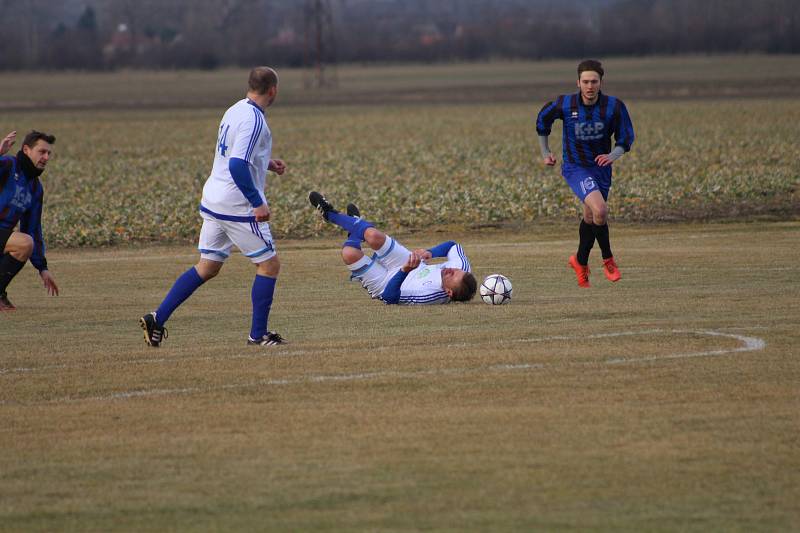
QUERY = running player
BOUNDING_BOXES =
[0,130,60,311]
[309,191,477,305]
[536,59,634,288]
[140,67,287,346]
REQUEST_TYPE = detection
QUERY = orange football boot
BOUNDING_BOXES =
[603,256,621,282]
[568,255,591,288]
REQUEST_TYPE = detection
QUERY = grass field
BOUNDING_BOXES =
[2,222,799,531]
[1,55,799,530]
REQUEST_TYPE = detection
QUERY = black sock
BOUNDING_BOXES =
[0,253,26,294]
[576,220,595,265]
[592,223,613,259]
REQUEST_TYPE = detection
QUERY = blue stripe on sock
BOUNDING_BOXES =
[375,238,395,259]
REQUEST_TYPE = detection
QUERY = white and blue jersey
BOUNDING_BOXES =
[197,98,277,264]
[347,238,471,305]
[201,98,272,219]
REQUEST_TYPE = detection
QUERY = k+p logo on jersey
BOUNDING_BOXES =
[575,121,605,141]
[11,184,32,209]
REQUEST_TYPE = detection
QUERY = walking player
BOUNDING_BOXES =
[536,59,634,287]
[309,191,477,305]
[0,130,60,310]
[140,67,287,346]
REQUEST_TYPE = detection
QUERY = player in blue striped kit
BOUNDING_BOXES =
[309,192,477,305]
[140,67,287,346]
[536,59,635,288]
[0,130,60,311]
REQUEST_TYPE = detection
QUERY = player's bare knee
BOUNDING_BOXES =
[257,255,280,277]
[363,227,385,249]
[195,259,222,281]
[593,207,608,225]
[341,246,364,265]
[9,233,34,260]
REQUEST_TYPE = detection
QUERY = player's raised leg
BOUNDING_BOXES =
[309,191,375,243]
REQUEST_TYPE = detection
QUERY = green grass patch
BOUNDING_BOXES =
[2,98,798,247]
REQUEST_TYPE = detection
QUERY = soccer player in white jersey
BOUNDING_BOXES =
[309,192,477,305]
[140,67,287,347]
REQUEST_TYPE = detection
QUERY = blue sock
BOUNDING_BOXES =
[343,235,362,249]
[155,267,205,326]
[250,274,276,340]
[326,212,373,241]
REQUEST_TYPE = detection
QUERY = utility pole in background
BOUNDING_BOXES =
[303,0,338,89]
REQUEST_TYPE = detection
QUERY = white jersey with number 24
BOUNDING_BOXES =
[201,98,272,217]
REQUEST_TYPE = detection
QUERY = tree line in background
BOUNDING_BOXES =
[1,0,798,71]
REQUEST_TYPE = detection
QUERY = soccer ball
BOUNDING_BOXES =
[480,274,512,305]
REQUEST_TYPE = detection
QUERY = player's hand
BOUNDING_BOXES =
[0,131,16,156]
[543,154,557,166]
[268,159,286,175]
[595,154,613,167]
[401,252,422,273]
[254,203,271,222]
[39,270,59,296]
[412,249,432,262]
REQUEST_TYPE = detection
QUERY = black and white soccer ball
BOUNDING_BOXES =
[480,274,512,305]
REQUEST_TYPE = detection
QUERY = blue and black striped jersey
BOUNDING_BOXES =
[0,155,48,271]
[536,92,634,167]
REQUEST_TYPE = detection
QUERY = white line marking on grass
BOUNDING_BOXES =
[0,329,766,406]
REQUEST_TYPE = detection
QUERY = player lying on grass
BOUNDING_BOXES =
[309,191,477,305]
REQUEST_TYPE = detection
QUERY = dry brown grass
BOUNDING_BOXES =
[1,55,798,110]
[1,221,799,531]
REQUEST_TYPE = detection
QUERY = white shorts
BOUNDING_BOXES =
[198,211,276,264]
[347,236,410,298]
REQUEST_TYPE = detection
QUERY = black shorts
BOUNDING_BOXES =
[0,228,12,252]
